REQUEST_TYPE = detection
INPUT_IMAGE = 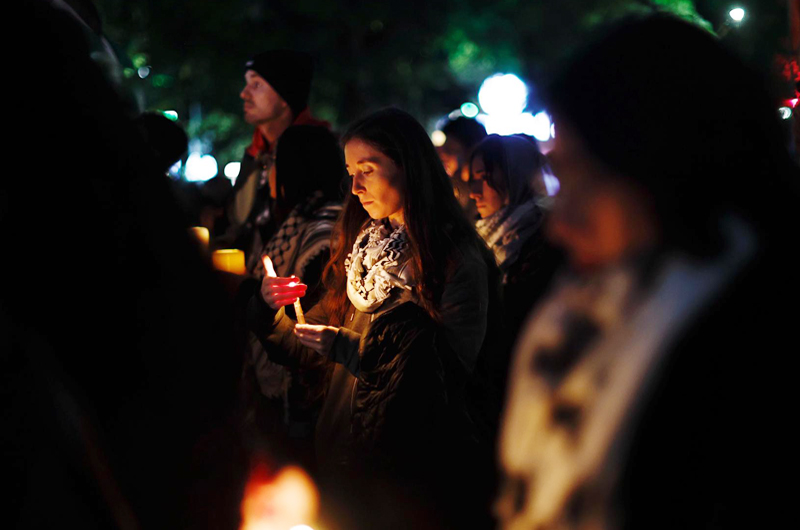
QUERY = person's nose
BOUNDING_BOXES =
[351,172,366,196]
[240,86,249,100]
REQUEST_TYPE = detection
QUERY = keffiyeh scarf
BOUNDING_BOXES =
[250,190,341,278]
[345,221,410,313]
[476,200,543,272]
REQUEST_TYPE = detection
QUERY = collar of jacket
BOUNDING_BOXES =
[245,108,332,157]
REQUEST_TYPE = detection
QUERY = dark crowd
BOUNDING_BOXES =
[6,1,800,530]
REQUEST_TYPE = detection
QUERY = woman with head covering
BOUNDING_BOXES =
[468,134,562,341]
[496,13,799,530]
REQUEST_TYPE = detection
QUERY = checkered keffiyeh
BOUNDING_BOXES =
[345,221,410,313]
[251,190,341,279]
[497,217,757,530]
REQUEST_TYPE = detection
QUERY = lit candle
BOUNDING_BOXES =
[263,255,305,324]
[189,226,210,250]
[212,249,245,275]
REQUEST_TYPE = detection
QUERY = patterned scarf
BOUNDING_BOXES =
[475,199,543,272]
[497,216,757,530]
[345,221,410,313]
[249,190,341,278]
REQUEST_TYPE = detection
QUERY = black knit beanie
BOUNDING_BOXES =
[244,50,313,117]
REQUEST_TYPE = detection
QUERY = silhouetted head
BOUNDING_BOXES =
[274,125,346,212]
[438,116,488,179]
[543,14,798,268]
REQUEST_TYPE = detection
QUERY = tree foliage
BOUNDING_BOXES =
[96,0,763,170]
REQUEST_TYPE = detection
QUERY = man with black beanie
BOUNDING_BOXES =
[219,50,330,270]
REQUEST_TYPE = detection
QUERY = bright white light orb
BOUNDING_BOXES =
[480,112,532,137]
[224,161,241,181]
[431,130,446,147]
[478,73,528,116]
[530,111,552,142]
[460,102,480,118]
[779,107,792,120]
[729,8,745,22]
[162,110,179,121]
[185,153,218,182]
[137,66,151,79]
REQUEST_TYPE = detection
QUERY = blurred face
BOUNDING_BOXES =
[437,137,466,180]
[469,156,507,218]
[240,71,290,125]
[546,119,657,271]
[345,139,406,227]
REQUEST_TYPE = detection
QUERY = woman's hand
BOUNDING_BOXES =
[260,275,307,311]
[294,324,339,356]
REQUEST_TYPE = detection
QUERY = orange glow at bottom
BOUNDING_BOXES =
[240,461,319,530]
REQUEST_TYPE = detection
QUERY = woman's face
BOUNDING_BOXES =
[469,156,507,218]
[345,139,406,227]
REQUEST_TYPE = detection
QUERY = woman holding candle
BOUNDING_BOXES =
[250,125,345,303]
[248,108,501,525]
[242,124,345,466]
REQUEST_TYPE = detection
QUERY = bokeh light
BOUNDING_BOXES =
[729,8,745,22]
[460,102,480,118]
[478,73,528,116]
[224,161,242,182]
[185,152,218,182]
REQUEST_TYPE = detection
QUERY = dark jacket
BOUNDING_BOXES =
[246,240,497,467]
[349,302,457,475]
[502,228,564,342]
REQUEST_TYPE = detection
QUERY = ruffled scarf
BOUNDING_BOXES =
[476,200,543,272]
[345,221,410,313]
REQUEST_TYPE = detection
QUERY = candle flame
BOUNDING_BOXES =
[262,255,277,278]
[240,461,319,530]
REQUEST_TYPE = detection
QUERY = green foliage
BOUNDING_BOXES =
[99,0,786,175]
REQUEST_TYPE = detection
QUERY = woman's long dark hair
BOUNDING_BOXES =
[321,108,489,325]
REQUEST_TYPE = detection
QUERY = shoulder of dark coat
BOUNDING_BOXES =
[359,302,438,372]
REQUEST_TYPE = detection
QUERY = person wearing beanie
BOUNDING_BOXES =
[217,50,330,265]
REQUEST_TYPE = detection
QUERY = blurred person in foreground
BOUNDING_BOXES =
[496,14,799,530]
[9,2,246,528]
[437,116,487,220]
